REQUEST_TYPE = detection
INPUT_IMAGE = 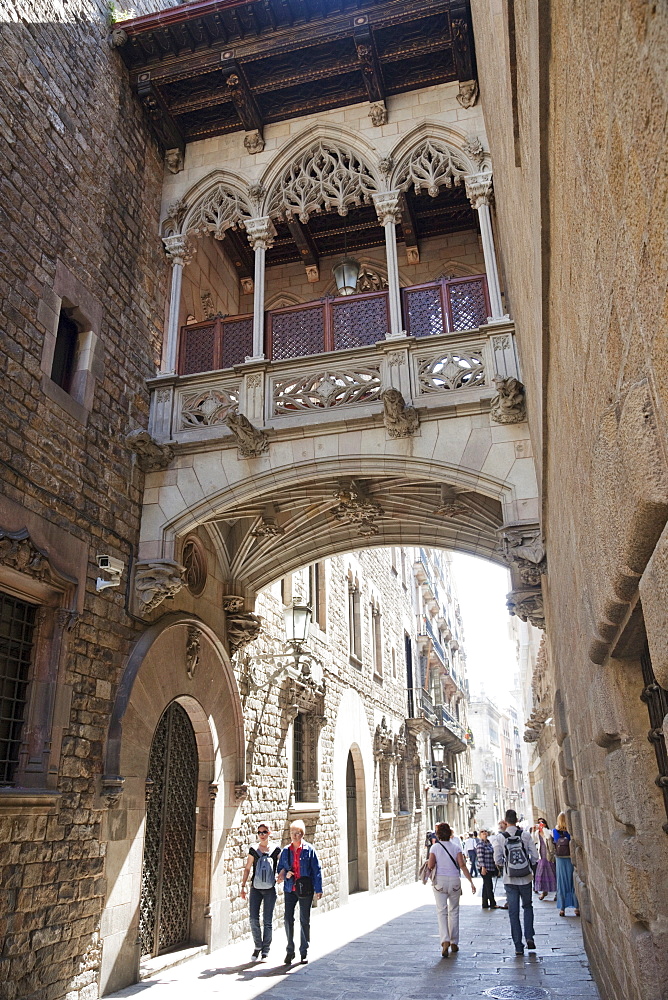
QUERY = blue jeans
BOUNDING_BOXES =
[249,887,276,953]
[468,850,478,876]
[505,882,535,952]
[284,891,312,958]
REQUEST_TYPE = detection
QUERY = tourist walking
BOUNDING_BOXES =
[463,832,479,876]
[240,821,281,960]
[427,821,476,958]
[533,818,556,900]
[553,812,579,916]
[475,829,497,909]
[277,820,323,965]
[493,809,539,955]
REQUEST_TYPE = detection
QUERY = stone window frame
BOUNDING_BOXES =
[347,571,362,668]
[38,261,104,425]
[369,594,383,682]
[0,527,79,814]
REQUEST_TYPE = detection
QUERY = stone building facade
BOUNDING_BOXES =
[471,2,668,998]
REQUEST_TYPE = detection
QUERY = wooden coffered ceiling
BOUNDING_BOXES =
[115,0,477,149]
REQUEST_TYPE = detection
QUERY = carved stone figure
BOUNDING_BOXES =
[507,588,546,630]
[248,182,265,206]
[134,559,185,613]
[185,626,201,680]
[500,525,546,585]
[165,148,184,174]
[381,388,419,439]
[101,776,125,808]
[332,480,384,537]
[457,79,479,108]
[463,134,487,170]
[226,610,263,654]
[125,429,174,472]
[244,129,265,154]
[109,27,128,47]
[0,529,52,580]
[200,289,215,320]
[378,155,393,178]
[368,101,388,126]
[490,375,526,424]
[224,409,268,457]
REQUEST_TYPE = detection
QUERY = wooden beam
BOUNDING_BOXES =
[398,192,420,264]
[450,0,477,82]
[221,59,264,133]
[353,26,385,107]
[136,76,185,153]
[286,218,320,281]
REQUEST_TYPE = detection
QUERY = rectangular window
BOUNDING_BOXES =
[371,604,383,680]
[293,712,304,802]
[348,584,361,665]
[0,593,37,785]
[308,562,326,631]
[51,310,79,393]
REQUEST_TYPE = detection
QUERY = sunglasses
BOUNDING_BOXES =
[257,829,269,835]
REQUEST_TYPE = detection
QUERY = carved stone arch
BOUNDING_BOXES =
[426,259,482,281]
[388,121,491,193]
[260,126,382,224]
[265,290,304,310]
[161,169,254,239]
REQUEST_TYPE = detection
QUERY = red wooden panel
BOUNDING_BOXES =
[403,283,445,338]
[178,321,217,375]
[331,291,388,350]
[268,303,326,361]
[221,315,253,368]
[446,276,490,331]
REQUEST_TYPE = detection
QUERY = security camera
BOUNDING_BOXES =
[97,555,124,576]
[96,554,125,592]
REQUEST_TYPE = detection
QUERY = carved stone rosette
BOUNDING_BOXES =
[134,559,185,614]
[126,429,174,472]
[381,388,419,439]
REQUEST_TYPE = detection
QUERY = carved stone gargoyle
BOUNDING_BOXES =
[134,559,185,613]
[126,429,174,472]
[226,610,263,655]
[507,588,546,630]
[381,388,419,439]
[490,376,526,424]
[224,409,268,458]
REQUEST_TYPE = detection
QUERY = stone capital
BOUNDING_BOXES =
[464,171,493,210]
[372,190,402,227]
[245,216,276,251]
[162,234,195,267]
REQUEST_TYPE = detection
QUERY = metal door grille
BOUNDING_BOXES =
[293,712,304,801]
[640,641,668,833]
[139,702,199,957]
[0,594,36,784]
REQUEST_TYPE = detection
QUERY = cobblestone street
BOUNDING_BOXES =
[108,881,600,1000]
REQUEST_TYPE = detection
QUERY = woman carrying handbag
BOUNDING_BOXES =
[426,821,476,958]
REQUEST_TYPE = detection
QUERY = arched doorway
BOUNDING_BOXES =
[346,751,360,893]
[139,702,199,958]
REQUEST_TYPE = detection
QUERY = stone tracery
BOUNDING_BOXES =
[187,183,252,240]
[394,139,469,197]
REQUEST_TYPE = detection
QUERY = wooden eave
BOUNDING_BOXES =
[115,0,477,147]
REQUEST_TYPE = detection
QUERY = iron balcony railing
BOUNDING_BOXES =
[434,704,466,743]
[406,686,436,724]
[177,275,490,376]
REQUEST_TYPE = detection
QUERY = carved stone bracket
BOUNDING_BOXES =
[507,587,546,630]
[224,409,268,457]
[523,708,549,743]
[165,148,184,174]
[332,480,384,537]
[244,129,265,154]
[226,610,263,655]
[101,775,125,808]
[500,524,546,587]
[457,79,479,108]
[381,388,419,439]
[234,782,248,801]
[126,429,174,472]
[368,101,388,126]
[134,559,185,614]
[490,375,526,424]
[434,485,469,518]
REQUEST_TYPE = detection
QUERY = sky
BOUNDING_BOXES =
[450,552,518,710]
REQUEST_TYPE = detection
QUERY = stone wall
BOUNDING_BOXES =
[0,2,174,998]
[472,3,668,998]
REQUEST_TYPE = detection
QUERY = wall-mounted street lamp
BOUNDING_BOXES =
[282,597,313,675]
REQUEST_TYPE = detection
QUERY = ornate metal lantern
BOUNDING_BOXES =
[332,256,360,296]
[283,597,312,649]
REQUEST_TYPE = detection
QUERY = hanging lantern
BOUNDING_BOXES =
[332,256,360,296]
[283,597,312,647]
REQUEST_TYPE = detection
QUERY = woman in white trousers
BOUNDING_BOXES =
[427,821,476,957]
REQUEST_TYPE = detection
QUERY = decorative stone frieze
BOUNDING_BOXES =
[506,587,546,630]
[381,388,419,439]
[267,141,378,223]
[162,233,195,267]
[464,171,493,210]
[224,409,268,457]
[395,140,468,197]
[134,559,185,613]
[332,480,384,537]
[125,429,174,472]
[490,375,526,424]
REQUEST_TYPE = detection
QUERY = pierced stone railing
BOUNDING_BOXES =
[147,322,519,443]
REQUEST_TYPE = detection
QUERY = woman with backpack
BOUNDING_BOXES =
[553,812,579,917]
[240,820,281,960]
[426,821,476,958]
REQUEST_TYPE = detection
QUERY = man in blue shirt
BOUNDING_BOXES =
[277,820,323,965]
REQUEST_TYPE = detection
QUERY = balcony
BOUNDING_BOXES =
[432,704,468,754]
[406,686,437,727]
[177,275,490,375]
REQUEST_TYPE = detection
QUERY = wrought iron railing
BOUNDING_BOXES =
[434,704,466,742]
[176,275,490,376]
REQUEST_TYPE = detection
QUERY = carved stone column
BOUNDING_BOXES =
[464,172,508,323]
[245,217,276,361]
[372,191,405,339]
[161,235,195,374]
